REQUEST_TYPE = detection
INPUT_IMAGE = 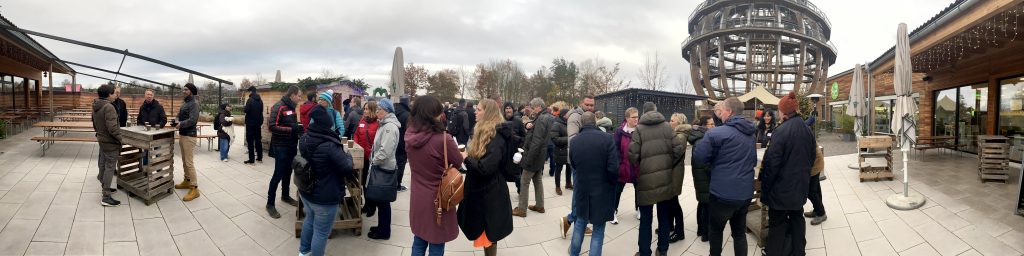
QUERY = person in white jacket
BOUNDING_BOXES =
[365,98,402,240]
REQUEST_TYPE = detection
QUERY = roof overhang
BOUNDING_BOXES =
[0,14,74,74]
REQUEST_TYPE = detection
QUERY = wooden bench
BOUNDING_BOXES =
[30,136,97,156]
[194,134,217,151]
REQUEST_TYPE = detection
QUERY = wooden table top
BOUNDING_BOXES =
[33,122,94,128]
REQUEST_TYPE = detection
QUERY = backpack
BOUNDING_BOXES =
[446,111,462,136]
[292,140,328,194]
[435,133,464,225]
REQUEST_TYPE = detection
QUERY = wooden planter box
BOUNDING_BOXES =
[976,135,1010,183]
[858,136,893,182]
[117,126,176,205]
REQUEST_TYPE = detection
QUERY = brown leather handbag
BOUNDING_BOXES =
[435,133,464,225]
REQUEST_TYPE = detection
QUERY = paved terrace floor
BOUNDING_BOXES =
[0,126,1021,256]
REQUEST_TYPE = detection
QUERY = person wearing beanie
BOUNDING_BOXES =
[759,91,816,255]
[172,82,202,201]
[297,104,354,256]
[92,84,123,207]
[243,86,264,164]
[312,90,345,137]
[300,91,318,130]
[364,98,402,240]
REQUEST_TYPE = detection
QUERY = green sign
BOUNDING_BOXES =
[831,82,839,100]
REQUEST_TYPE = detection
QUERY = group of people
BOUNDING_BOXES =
[92,82,202,207]
[91,82,829,256]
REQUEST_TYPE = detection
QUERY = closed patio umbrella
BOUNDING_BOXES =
[847,64,868,137]
[886,23,926,210]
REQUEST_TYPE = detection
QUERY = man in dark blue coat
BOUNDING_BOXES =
[760,92,815,256]
[567,112,619,256]
[692,97,757,256]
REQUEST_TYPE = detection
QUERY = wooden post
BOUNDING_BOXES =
[48,65,53,118]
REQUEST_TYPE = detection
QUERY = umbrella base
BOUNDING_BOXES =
[885,192,926,211]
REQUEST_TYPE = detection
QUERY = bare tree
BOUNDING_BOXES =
[253,73,267,86]
[578,58,626,99]
[638,51,668,91]
[677,75,696,94]
[458,66,475,100]
[318,68,336,79]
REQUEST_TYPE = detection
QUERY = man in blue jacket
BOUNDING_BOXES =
[567,112,619,256]
[692,97,757,256]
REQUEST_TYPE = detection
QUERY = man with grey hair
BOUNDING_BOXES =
[692,97,757,256]
[516,97,556,217]
[629,102,681,256]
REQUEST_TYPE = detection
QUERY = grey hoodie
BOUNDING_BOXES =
[371,113,402,170]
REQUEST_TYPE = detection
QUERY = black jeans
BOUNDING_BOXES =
[554,162,568,187]
[637,199,673,256]
[268,146,296,206]
[668,197,684,234]
[767,209,806,256]
[613,182,625,211]
[696,202,709,237]
[709,196,748,256]
[808,174,826,216]
[246,126,263,161]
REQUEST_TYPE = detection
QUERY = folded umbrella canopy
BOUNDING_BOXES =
[886,23,926,210]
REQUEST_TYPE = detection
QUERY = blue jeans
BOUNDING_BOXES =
[218,138,230,160]
[569,216,606,256]
[411,235,445,256]
[268,146,296,206]
[299,195,338,256]
[566,171,578,223]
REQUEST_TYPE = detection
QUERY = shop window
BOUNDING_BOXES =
[999,76,1024,162]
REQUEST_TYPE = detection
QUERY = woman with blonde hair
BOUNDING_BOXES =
[457,99,514,256]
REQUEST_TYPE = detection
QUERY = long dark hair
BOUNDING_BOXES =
[410,95,445,133]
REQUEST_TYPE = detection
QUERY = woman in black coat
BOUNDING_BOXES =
[298,105,354,256]
[685,115,714,242]
[458,99,513,256]
[550,108,570,195]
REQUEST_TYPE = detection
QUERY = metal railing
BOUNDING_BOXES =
[690,0,832,28]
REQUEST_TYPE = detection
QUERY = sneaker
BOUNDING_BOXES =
[399,185,408,192]
[803,211,817,218]
[584,227,592,236]
[243,160,254,165]
[636,211,641,220]
[668,232,685,243]
[282,196,298,207]
[267,205,281,219]
[560,217,571,239]
[100,196,121,207]
[811,215,828,225]
[105,188,117,193]
[222,159,228,162]
[610,211,619,225]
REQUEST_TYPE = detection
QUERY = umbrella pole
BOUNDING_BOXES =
[886,142,926,210]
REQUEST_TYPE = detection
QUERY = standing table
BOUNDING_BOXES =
[294,141,365,237]
[117,126,177,205]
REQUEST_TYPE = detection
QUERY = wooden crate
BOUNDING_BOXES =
[117,126,176,205]
[859,136,893,149]
[858,136,893,182]
[976,135,1010,183]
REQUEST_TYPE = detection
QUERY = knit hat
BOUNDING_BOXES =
[319,90,334,103]
[779,91,799,115]
[247,86,258,92]
[184,83,198,95]
[378,98,395,113]
[399,95,410,106]
[308,105,334,134]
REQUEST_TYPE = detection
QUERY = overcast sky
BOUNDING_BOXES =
[2,0,954,93]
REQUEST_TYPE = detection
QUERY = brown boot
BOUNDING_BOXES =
[528,205,545,213]
[183,188,200,201]
[555,187,562,196]
[565,184,574,190]
[174,180,192,190]
[512,207,527,217]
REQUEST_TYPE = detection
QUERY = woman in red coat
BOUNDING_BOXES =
[354,101,380,214]
[405,95,465,255]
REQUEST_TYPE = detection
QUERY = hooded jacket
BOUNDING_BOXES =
[458,123,514,242]
[394,100,411,165]
[550,110,569,166]
[628,111,680,206]
[670,122,691,197]
[685,126,711,202]
[243,92,264,127]
[92,97,123,152]
[520,109,556,172]
[596,116,614,133]
[404,125,464,244]
[268,96,301,148]
[370,113,401,170]
[760,115,815,210]
[298,122,354,205]
[176,95,200,136]
[137,99,167,127]
[693,115,757,202]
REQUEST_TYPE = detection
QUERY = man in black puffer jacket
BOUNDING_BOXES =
[760,92,815,256]
[266,85,303,219]
[243,86,264,164]
[137,89,167,127]
[298,104,354,256]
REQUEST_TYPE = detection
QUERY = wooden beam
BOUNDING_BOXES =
[718,37,731,97]
[796,42,807,93]
[689,50,707,97]
[699,43,719,100]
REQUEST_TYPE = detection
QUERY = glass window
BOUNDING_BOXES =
[958,84,988,153]
[874,100,892,134]
[934,88,957,137]
[1000,76,1024,162]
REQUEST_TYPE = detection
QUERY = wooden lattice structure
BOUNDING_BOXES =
[682,0,837,99]
[117,126,176,205]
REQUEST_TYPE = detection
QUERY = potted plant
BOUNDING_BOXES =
[837,114,855,141]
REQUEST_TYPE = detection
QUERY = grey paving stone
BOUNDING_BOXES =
[64,221,103,256]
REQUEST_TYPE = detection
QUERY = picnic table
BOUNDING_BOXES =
[914,135,960,156]
[30,122,96,156]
